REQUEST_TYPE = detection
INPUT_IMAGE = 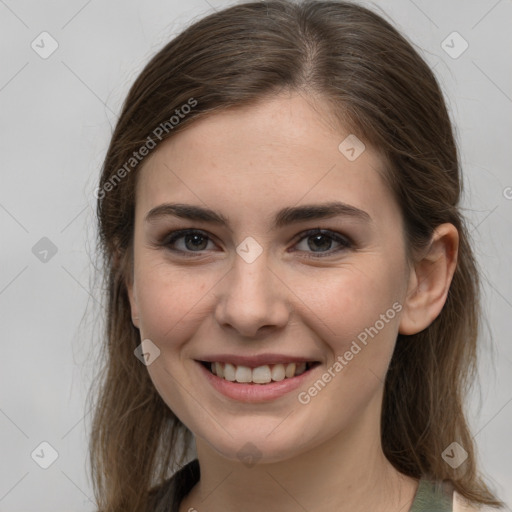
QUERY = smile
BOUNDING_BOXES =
[199,361,320,384]
[195,359,322,403]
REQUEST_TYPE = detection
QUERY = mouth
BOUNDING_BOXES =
[197,360,321,385]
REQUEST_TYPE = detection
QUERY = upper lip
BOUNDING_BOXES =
[196,353,320,368]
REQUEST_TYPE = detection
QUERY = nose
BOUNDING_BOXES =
[213,251,291,338]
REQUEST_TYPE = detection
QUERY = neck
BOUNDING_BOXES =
[179,393,418,512]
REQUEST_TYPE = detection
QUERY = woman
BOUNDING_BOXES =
[90,1,504,511]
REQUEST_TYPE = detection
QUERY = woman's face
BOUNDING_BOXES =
[127,92,412,463]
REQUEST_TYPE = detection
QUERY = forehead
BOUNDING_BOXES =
[135,92,399,230]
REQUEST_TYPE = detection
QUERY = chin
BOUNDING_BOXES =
[196,422,318,467]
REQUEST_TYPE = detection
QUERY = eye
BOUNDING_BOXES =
[292,228,352,258]
[163,229,216,255]
[160,228,352,258]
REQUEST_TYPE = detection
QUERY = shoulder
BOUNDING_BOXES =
[413,477,501,512]
[453,491,500,512]
[147,459,200,512]
[146,477,175,512]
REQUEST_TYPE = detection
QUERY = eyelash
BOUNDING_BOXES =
[160,228,353,259]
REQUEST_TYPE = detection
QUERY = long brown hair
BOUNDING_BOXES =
[89,1,503,510]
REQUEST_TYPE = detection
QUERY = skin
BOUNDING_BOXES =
[126,91,458,512]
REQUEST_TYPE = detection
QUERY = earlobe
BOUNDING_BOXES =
[399,223,459,335]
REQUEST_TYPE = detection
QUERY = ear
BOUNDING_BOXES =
[399,223,459,335]
[114,240,140,330]
[126,273,140,329]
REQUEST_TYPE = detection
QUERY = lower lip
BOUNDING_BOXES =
[196,361,319,403]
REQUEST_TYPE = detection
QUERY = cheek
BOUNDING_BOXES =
[134,238,406,359]
[293,269,402,418]
[292,263,403,354]
[134,258,215,345]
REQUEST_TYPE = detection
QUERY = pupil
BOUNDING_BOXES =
[308,234,331,252]
[185,234,207,251]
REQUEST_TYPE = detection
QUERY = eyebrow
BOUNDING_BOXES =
[145,201,371,229]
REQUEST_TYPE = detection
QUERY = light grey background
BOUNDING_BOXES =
[0,0,510,510]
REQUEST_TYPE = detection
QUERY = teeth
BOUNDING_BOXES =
[285,362,296,378]
[235,365,252,383]
[207,361,314,383]
[214,362,224,378]
[295,362,307,376]
[252,365,272,384]
[224,363,236,381]
[271,363,285,382]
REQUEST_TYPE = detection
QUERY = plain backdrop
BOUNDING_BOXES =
[0,0,511,510]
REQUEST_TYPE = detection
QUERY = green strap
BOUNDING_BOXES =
[409,478,453,512]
